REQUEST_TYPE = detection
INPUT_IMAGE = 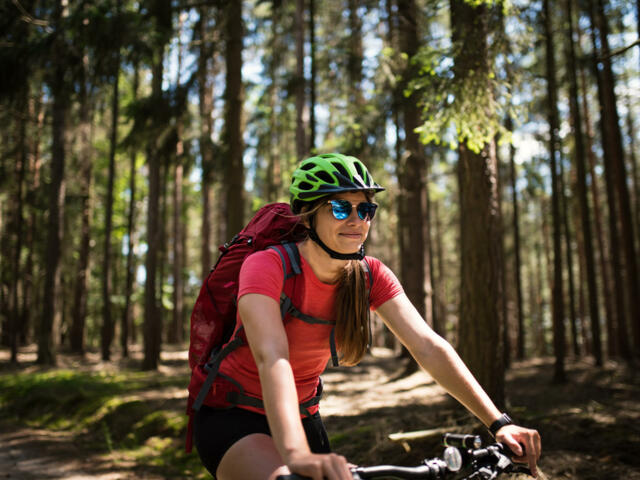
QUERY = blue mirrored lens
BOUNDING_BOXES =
[330,200,351,219]
[357,203,377,220]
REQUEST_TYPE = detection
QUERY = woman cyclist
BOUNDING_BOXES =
[193,153,541,480]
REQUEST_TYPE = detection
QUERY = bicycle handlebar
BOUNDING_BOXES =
[275,435,532,480]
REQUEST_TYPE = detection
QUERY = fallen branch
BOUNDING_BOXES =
[388,426,456,442]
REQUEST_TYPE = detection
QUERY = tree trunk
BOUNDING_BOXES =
[496,155,510,370]
[144,136,162,370]
[425,161,439,333]
[564,0,602,364]
[396,0,431,375]
[169,14,186,345]
[532,236,547,356]
[457,145,504,405]
[347,0,366,155]
[573,193,592,356]
[541,199,554,357]
[385,0,402,172]
[397,0,428,323]
[626,102,640,255]
[558,157,579,357]
[578,51,616,357]
[159,159,170,343]
[224,0,245,236]
[450,0,504,405]
[143,0,171,370]
[597,0,640,351]
[22,92,45,348]
[507,130,525,360]
[266,1,282,203]
[1,206,8,349]
[198,5,215,277]
[543,0,566,382]
[8,87,28,363]
[39,0,68,366]
[309,0,317,153]
[170,160,184,344]
[295,0,307,160]
[385,0,406,354]
[70,49,92,356]
[122,65,139,358]
[102,0,121,361]
[589,0,637,358]
[432,196,447,339]
[598,131,630,360]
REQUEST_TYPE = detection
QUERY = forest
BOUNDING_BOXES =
[1,0,640,478]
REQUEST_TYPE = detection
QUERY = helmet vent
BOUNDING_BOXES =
[298,181,314,191]
[331,162,350,180]
[354,162,366,182]
[300,162,315,171]
[315,171,334,184]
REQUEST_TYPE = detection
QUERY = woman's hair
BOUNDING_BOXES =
[334,259,370,366]
[296,194,372,366]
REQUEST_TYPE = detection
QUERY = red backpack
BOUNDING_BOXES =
[185,202,372,452]
[187,203,304,373]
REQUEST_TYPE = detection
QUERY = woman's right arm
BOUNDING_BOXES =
[238,293,350,480]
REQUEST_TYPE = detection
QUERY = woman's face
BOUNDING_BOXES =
[312,191,372,255]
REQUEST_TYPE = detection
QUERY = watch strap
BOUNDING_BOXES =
[489,413,513,436]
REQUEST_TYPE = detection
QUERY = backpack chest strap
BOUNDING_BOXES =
[280,291,339,367]
[222,372,322,418]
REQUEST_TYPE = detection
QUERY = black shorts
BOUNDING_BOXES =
[193,406,331,478]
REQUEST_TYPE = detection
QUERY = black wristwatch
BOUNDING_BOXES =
[489,413,513,437]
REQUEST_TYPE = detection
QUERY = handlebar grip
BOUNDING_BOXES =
[495,441,527,458]
[275,475,312,480]
[443,433,482,449]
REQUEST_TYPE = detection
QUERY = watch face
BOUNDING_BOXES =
[444,447,463,472]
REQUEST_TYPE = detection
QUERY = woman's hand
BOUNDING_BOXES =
[495,424,542,477]
[286,451,352,480]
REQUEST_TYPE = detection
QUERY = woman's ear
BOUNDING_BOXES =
[300,210,312,229]
[298,200,321,229]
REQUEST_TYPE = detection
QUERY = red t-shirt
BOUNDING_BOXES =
[218,246,404,415]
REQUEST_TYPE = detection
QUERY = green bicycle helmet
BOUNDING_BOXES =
[290,153,384,214]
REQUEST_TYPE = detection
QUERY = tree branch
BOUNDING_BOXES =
[598,38,640,62]
[11,0,50,28]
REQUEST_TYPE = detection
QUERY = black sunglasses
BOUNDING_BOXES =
[327,200,378,221]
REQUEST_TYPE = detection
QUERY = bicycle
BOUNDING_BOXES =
[276,433,533,479]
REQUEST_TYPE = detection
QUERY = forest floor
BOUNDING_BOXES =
[1,345,640,479]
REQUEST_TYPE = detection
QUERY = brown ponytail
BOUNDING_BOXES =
[335,260,370,366]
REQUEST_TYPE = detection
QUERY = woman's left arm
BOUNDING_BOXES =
[376,293,541,476]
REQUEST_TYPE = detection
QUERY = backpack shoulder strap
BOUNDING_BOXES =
[362,257,373,290]
[361,258,374,351]
[268,241,301,280]
[268,242,339,366]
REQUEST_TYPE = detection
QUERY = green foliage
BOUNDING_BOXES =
[409,45,511,154]
[461,0,510,13]
[0,370,131,428]
[0,368,206,478]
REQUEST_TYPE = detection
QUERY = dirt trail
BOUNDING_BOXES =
[2,347,640,479]
[0,347,179,479]
[0,426,153,480]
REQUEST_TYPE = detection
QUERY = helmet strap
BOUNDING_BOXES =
[307,228,365,261]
